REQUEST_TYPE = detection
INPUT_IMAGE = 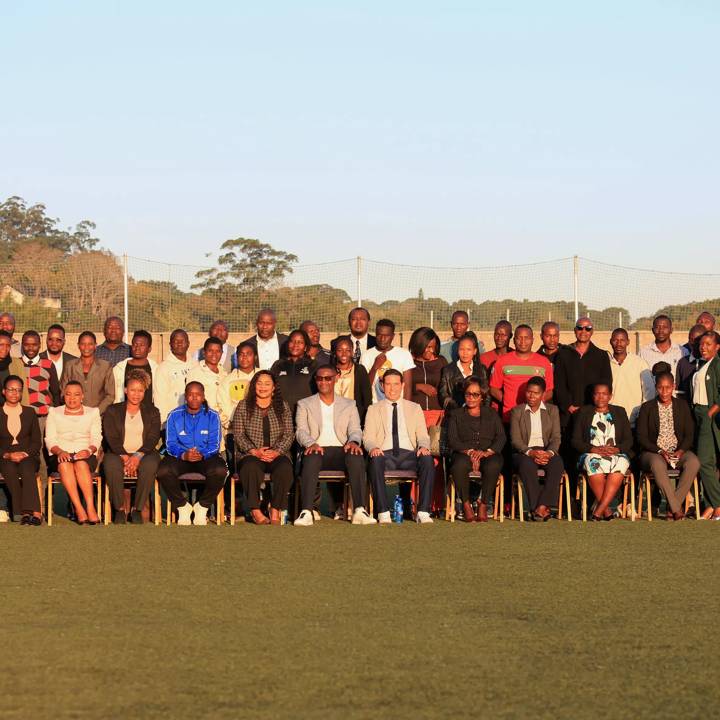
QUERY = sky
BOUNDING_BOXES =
[2,1,718,276]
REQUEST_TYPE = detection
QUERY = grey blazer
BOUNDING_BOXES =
[60,357,116,414]
[509,402,561,455]
[362,398,430,452]
[295,394,362,448]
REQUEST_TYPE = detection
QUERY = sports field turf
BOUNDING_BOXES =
[2,519,718,719]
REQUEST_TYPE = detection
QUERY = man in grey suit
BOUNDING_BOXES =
[294,365,376,526]
[509,376,564,521]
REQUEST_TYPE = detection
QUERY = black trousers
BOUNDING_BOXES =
[0,457,40,515]
[368,449,434,513]
[450,452,502,503]
[238,455,293,511]
[103,451,161,512]
[300,447,366,512]
[513,452,564,511]
[156,455,228,510]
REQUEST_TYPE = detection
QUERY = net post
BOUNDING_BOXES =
[123,253,129,342]
[356,256,362,308]
[573,255,579,320]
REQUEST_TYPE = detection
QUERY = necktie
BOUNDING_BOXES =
[391,402,400,457]
[354,340,361,364]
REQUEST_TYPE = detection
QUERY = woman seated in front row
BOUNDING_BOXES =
[636,367,700,521]
[102,369,162,524]
[45,380,103,524]
[572,382,633,521]
[447,376,505,523]
[0,375,42,524]
[232,370,294,525]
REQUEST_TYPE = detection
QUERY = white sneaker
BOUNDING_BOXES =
[377,511,392,524]
[312,509,322,522]
[193,503,208,526]
[352,507,377,525]
[0,509,9,523]
[294,509,314,526]
[333,507,345,521]
[416,511,434,524]
[176,503,193,526]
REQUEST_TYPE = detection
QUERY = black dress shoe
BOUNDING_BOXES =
[20,515,31,525]
[113,510,126,524]
[29,516,42,526]
[129,510,143,524]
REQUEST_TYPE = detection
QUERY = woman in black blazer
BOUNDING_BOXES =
[101,369,161,524]
[636,368,700,520]
[333,336,372,426]
[438,333,488,410]
[572,382,633,521]
[0,375,42,524]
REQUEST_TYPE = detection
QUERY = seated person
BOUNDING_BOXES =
[447,377,505,522]
[45,381,103,524]
[333,335,372,426]
[0,375,42,524]
[232,370,294,525]
[509,376,564,521]
[439,332,488,410]
[572,382,633,521]
[636,368,700,521]
[157,382,227,526]
[362,369,434,524]
[102,369,162,524]
[294,365,375,526]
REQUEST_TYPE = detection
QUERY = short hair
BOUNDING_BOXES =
[256,308,276,321]
[3,374,23,389]
[451,310,469,322]
[132,330,152,346]
[333,335,353,351]
[47,324,66,335]
[104,315,124,329]
[462,375,488,395]
[125,368,151,389]
[209,319,228,332]
[64,379,83,391]
[381,368,403,383]
[185,380,205,394]
[236,340,257,359]
[313,364,337,379]
[21,330,40,342]
[651,361,672,377]
[495,320,513,335]
[611,328,629,338]
[204,336,224,352]
[78,331,97,343]
[282,329,310,357]
[526,375,546,392]
[697,311,715,323]
[654,369,674,386]
[700,330,720,345]
[592,381,613,394]
[408,327,441,358]
[376,318,395,333]
[348,307,370,323]
[300,319,319,332]
[514,324,533,335]
[0,330,11,340]
[652,314,672,326]
[0,312,16,326]
[689,323,706,338]
[170,328,188,342]
[541,321,559,334]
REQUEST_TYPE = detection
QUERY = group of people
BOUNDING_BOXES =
[0,305,718,526]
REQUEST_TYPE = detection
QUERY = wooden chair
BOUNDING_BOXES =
[0,472,44,521]
[445,471,505,523]
[510,470,573,522]
[637,469,701,521]
[369,470,418,519]
[47,471,102,526]
[292,470,352,521]
[161,472,224,526]
[102,475,157,525]
[576,471,635,522]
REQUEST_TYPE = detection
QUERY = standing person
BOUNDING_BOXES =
[270,329,316,420]
[40,324,76,381]
[194,320,236,373]
[676,324,705,404]
[408,327,447,413]
[45,381,103,524]
[153,328,195,425]
[608,328,653,426]
[480,320,513,374]
[360,319,415,403]
[692,331,720,520]
[362,369,435,524]
[537,321,563,366]
[186,337,228,414]
[639,315,687,379]
[61,332,115,414]
[243,308,289,370]
[294,365,375,526]
[439,333,488,410]
[695,312,716,333]
[333,336,372,426]
[218,341,257,431]
[439,311,485,363]
[0,332,28,404]
[232,371,294,525]
[95,316,132,367]
[331,307,376,364]
[300,320,331,366]
[0,312,21,357]
[112,330,158,407]
[0,375,42,524]
[102,369,162,524]
[157,382,227,526]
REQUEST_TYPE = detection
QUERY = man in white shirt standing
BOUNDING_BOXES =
[154,329,196,425]
[608,328,653,425]
[294,365,376,526]
[360,319,415,403]
[193,320,236,373]
[640,314,687,378]
[243,308,289,370]
[331,307,377,365]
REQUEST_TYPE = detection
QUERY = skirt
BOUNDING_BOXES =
[580,453,630,476]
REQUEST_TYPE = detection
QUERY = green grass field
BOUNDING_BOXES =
[2,518,718,719]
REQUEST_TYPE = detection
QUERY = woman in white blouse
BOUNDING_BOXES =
[45,380,103,524]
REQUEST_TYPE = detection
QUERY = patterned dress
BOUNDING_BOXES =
[580,410,631,475]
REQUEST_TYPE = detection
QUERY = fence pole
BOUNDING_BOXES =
[356,256,362,308]
[430,309,434,329]
[123,253,129,342]
[573,255,579,320]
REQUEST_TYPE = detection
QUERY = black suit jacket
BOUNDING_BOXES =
[572,404,634,457]
[242,334,290,368]
[636,397,694,454]
[0,406,41,457]
[102,401,161,455]
[39,350,77,365]
[350,363,372,427]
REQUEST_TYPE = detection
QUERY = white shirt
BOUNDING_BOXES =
[186,361,228,412]
[381,400,413,452]
[361,346,415,402]
[193,342,235,373]
[525,402,546,450]
[317,399,342,447]
[639,342,687,379]
[218,369,256,429]
[256,334,281,370]
[351,334,370,358]
[609,352,653,425]
[154,354,196,423]
[693,360,712,406]
[456,359,472,378]
[47,354,65,380]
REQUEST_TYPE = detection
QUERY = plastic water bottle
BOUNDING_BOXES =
[393,495,404,523]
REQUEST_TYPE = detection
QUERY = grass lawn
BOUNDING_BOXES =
[1,518,718,719]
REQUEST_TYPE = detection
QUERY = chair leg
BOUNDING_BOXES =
[510,476,516,520]
[518,479,524,522]
[166,499,172,526]
[96,479,102,522]
[154,481,160,526]
[230,479,236,526]
[104,484,110,526]
[693,478,701,520]
[582,476,587,522]
[47,481,53,527]
[450,480,455,522]
[368,481,374,517]
[564,474,572,522]
[558,477,564,521]
[499,476,504,524]
[629,474,636,522]
[216,490,224,525]
[621,480,628,519]
[646,475,652,522]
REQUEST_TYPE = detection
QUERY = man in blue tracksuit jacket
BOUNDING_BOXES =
[156,381,227,525]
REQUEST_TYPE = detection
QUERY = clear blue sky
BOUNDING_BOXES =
[2,1,718,272]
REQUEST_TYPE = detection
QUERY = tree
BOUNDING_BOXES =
[62,251,123,325]
[192,238,298,292]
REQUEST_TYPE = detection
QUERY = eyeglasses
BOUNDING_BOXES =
[464,391,482,398]
[315,376,335,382]
[4,387,22,393]
[575,325,593,332]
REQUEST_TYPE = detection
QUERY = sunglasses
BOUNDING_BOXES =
[464,391,482,398]
[315,376,336,382]
[575,325,593,332]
